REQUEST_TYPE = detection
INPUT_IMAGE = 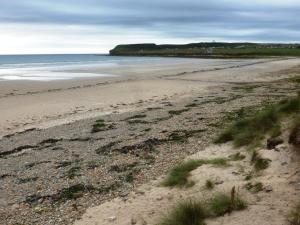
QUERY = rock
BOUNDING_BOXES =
[135,190,145,195]
[274,144,288,152]
[267,137,284,150]
[108,216,116,222]
[156,196,163,201]
[215,180,224,185]
[289,124,300,151]
[264,185,273,192]
[119,191,129,198]
[131,218,137,225]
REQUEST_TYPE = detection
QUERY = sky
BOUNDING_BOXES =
[0,0,299,54]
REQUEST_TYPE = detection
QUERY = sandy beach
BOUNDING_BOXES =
[0,57,300,225]
[1,57,299,137]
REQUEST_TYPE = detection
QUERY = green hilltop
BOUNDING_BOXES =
[109,42,300,58]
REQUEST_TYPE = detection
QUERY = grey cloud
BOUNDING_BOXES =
[0,0,299,42]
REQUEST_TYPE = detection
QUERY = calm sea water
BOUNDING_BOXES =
[0,54,184,81]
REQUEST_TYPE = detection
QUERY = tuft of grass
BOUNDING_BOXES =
[58,184,92,201]
[254,157,270,171]
[209,192,247,217]
[288,201,300,225]
[215,96,300,147]
[168,109,189,115]
[91,119,114,133]
[251,150,270,171]
[162,160,202,188]
[162,158,229,188]
[67,166,81,179]
[245,182,264,193]
[86,160,98,169]
[205,180,215,190]
[229,152,246,161]
[158,200,208,225]
[125,114,147,120]
[278,97,300,114]
[158,191,247,225]
[290,76,300,84]
[244,171,254,181]
[216,105,279,147]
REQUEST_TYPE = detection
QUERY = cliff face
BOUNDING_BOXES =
[109,42,255,55]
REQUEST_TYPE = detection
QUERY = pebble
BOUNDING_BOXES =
[11,203,20,210]
[156,196,163,201]
[274,144,288,152]
[264,185,273,192]
[108,216,116,222]
[215,180,224,185]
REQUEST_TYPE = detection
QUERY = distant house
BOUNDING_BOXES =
[206,47,214,54]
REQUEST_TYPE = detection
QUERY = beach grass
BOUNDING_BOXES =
[215,95,300,148]
[162,158,229,188]
[208,192,247,217]
[251,150,270,171]
[158,200,208,225]
[158,191,247,225]
[205,179,215,190]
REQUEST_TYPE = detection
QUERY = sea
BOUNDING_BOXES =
[0,54,187,81]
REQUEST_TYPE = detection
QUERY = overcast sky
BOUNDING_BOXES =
[0,0,299,54]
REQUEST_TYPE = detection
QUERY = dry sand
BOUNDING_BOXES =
[75,141,300,225]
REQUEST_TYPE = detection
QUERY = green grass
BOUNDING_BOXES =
[158,200,208,225]
[208,192,247,217]
[290,76,300,84]
[245,182,264,193]
[229,152,246,161]
[91,119,114,133]
[162,158,229,188]
[251,150,270,171]
[288,201,300,225]
[205,179,215,190]
[215,96,300,148]
[244,171,254,181]
[158,191,247,225]
[254,157,270,171]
